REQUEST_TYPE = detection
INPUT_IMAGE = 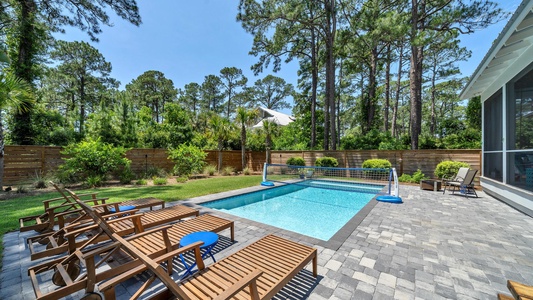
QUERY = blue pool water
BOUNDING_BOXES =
[203,182,383,240]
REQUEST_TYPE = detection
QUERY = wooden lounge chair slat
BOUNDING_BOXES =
[222,256,278,286]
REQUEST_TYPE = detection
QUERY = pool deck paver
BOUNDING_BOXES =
[2,184,533,299]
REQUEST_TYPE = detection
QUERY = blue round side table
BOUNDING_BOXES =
[179,231,219,277]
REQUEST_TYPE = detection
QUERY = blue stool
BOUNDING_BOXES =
[109,205,136,213]
[179,231,219,277]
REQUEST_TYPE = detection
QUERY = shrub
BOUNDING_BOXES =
[85,175,105,188]
[411,169,429,183]
[221,166,235,176]
[59,139,130,186]
[362,159,392,169]
[243,167,252,175]
[144,166,167,179]
[286,156,306,166]
[398,173,412,183]
[434,161,470,179]
[32,171,48,189]
[315,157,338,167]
[397,170,428,183]
[16,185,29,193]
[176,176,188,183]
[153,177,167,185]
[135,179,147,185]
[204,165,217,176]
[168,144,207,177]
[119,165,135,184]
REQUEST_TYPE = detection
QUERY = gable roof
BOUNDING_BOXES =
[460,0,533,100]
[252,107,295,128]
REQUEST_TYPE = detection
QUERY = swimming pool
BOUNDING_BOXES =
[202,182,383,240]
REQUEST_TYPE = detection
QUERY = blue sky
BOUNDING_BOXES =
[56,0,522,112]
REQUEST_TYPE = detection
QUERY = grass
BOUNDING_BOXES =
[0,175,262,265]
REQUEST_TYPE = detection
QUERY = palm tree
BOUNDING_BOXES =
[261,119,279,164]
[209,115,235,172]
[235,107,259,171]
[0,52,34,188]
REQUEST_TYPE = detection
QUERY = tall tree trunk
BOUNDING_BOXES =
[325,0,336,150]
[366,47,378,133]
[0,115,5,189]
[409,0,424,150]
[384,44,391,133]
[430,64,437,135]
[11,0,37,145]
[80,75,86,135]
[310,27,318,149]
[392,43,404,138]
[217,141,223,172]
[241,126,246,171]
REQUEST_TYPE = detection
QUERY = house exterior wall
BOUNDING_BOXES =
[482,61,533,215]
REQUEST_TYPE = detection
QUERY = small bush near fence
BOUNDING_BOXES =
[434,161,470,179]
[286,157,306,166]
[58,139,130,186]
[315,157,339,167]
[398,169,429,183]
[168,144,206,177]
[362,159,392,169]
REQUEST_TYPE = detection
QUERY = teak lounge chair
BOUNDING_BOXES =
[27,202,200,261]
[442,167,469,194]
[19,185,108,233]
[28,192,234,300]
[100,233,318,300]
[449,169,478,197]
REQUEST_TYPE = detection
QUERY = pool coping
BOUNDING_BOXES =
[182,182,382,251]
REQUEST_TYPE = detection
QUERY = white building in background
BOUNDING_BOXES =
[460,0,533,216]
[252,107,295,129]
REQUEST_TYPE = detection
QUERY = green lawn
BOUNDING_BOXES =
[0,175,262,265]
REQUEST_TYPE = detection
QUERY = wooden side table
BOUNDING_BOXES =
[420,180,442,191]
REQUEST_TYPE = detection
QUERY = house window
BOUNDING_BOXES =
[505,65,533,191]
[483,89,503,181]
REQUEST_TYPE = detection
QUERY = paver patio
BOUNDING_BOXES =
[2,184,533,299]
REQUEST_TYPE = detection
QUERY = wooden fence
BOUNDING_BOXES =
[2,145,480,186]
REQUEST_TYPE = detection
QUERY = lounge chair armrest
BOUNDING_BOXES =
[97,241,205,293]
[214,269,263,300]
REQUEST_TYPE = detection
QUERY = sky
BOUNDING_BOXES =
[56,0,524,113]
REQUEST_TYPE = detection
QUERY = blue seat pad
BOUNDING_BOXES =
[109,205,136,213]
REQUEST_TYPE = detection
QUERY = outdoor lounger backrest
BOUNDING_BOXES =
[454,167,470,182]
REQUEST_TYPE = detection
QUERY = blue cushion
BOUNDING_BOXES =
[109,205,136,213]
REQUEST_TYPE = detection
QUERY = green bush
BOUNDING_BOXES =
[411,169,429,183]
[221,166,235,176]
[168,144,207,177]
[119,165,135,184]
[434,160,470,179]
[286,156,306,166]
[397,170,428,183]
[176,176,188,183]
[243,167,252,175]
[362,159,392,169]
[398,173,412,183]
[85,175,105,188]
[135,179,147,185]
[315,157,338,167]
[153,177,167,185]
[144,166,167,179]
[204,165,217,176]
[59,139,130,186]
